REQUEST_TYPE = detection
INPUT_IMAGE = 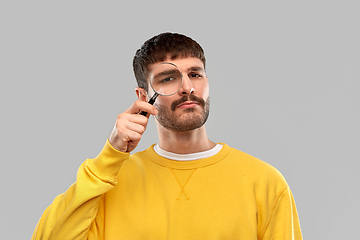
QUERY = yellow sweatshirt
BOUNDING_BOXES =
[32,141,302,240]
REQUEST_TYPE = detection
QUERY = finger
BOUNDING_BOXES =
[120,129,142,143]
[118,113,149,129]
[119,119,146,136]
[115,115,148,143]
[114,122,143,148]
[125,100,158,116]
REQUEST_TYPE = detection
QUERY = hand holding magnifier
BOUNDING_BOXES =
[140,63,183,116]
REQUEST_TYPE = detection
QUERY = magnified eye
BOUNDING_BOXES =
[160,76,174,83]
[149,63,183,96]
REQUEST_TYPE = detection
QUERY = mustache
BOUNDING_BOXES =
[171,95,206,111]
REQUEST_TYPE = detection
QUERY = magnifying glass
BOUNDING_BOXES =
[140,62,183,116]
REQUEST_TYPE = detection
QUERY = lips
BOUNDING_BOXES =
[171,95,205,111]
[177,101,199,109]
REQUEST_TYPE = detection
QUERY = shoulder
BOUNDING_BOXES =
[125,147,149,165]
[223,144,288,187]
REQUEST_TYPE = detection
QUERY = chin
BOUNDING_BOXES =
[156,109,209,133]
[155,97,210,132]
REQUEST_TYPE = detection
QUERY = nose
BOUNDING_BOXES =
[178,74,195,95]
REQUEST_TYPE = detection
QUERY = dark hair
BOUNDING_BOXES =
[133,32,206,93]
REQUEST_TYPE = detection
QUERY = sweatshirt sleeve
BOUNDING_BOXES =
[260,187,303,240]
[31,140,130,240]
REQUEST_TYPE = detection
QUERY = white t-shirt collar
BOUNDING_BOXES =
[153,144,223,161]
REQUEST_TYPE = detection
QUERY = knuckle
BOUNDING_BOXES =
[134,100,142,107]
[116,124,127,134]
[139,125,146,134]
[133,133,142,141]
[116,113,125,121]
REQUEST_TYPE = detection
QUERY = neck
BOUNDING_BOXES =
[156,122,216,154]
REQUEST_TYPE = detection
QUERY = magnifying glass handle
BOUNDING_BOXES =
[140,93,159,116]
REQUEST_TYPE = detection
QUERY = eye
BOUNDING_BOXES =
[162,77,173,82]
[159,76,176,84]
[189,73,202,79]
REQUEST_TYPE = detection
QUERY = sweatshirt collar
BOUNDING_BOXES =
[146,143,231,169]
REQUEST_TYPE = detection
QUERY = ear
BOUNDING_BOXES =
[135,87,148,102]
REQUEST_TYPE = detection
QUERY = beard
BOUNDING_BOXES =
[154,95,210,132]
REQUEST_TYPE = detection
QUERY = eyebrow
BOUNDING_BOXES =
[153,69,179,79]
[187,66,205,72]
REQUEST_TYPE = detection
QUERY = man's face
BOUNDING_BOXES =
[147,57,210,132]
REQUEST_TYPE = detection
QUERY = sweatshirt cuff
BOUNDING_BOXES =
[89,139,130,179]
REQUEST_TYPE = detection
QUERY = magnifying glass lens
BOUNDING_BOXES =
[149,63,182,96]
[140,63,183,116]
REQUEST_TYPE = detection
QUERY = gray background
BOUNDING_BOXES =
[1,1,359,240]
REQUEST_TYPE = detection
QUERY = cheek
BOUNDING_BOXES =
[195,81,209,98]
[154,95,174,107]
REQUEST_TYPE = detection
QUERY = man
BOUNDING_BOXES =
[32,32,302,239]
